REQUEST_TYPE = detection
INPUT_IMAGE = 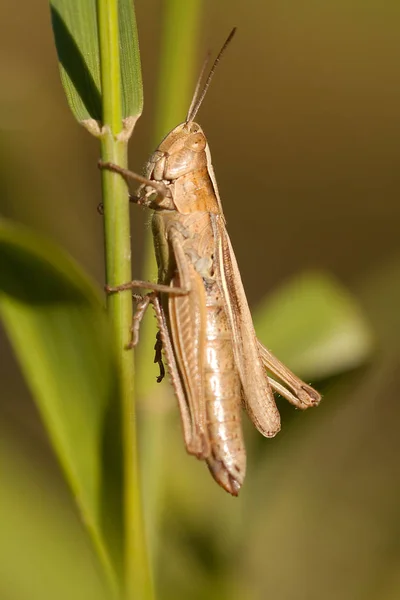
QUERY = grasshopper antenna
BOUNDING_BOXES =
[186,50,212,124]
[186,27,237,124]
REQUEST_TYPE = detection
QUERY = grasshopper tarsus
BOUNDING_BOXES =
[154,331,165,383]
[156,366,165,384]
[98,159,117,173]
[105,282,143,294]
[302,384,322,405]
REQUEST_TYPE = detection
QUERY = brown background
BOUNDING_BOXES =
[1,1,400,599]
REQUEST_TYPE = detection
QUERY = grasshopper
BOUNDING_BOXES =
[101,29,321,495]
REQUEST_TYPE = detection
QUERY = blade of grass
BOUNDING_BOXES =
[0,221,122,597]
[96,1,151,598]
[50,0,142,131]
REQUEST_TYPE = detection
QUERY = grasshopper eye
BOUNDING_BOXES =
[185,133,206,152]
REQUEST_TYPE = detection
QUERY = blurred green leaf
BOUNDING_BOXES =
[50,0,142,130]
[0,221,123,596]
[254,271,373,380]
[0,429,108,600]
[244,352,400,600]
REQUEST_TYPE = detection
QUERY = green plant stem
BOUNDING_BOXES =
[155,0,204,138]
[97,1,152,599]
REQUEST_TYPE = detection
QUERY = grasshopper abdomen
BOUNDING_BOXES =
[204,279,245,495]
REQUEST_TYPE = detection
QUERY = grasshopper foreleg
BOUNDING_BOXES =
[98,160,168,199]
[97,194,150,215]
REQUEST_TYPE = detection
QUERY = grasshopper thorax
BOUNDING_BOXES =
[146,122,208,183]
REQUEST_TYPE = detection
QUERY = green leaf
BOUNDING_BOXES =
[0,430,109,600]
[50,0,142,132]
[0,221,123,597]
[254,271,373,380]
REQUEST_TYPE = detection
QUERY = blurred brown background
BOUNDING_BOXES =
[1,1,400,599]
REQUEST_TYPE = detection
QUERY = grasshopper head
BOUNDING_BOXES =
[145,29,237,185]
[146,121,208,182]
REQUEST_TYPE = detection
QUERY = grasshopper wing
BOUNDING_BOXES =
[167,230,210,458]
[216,221,281,437]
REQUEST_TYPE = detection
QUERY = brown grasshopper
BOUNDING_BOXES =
[101,29,321,495]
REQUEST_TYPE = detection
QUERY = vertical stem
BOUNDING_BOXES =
[155,0,204,138]
[97,1,153,598]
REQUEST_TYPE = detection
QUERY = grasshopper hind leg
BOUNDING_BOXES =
[149,294,209,458]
